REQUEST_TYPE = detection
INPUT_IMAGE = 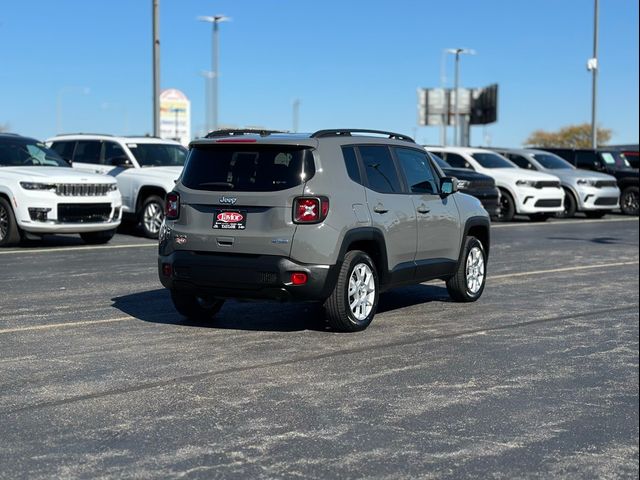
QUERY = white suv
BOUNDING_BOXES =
[47,134,187,238]
[0,134,122,247]
[426,146,565,221]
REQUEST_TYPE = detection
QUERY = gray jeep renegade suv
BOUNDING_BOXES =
[158,129,490,331]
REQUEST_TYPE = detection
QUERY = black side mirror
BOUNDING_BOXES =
[593,160,605,171]
[440,177,458,196]
[111,156,132,168]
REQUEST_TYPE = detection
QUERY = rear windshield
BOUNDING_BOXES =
[182,145,315,192]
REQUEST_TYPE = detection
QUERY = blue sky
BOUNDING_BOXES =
[1,0,638,146]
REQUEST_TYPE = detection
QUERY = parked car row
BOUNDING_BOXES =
[1,130,638,248]
[424,146,638,219]
[0,133,186,247]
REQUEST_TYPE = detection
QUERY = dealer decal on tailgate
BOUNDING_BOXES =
[212,210,247,230]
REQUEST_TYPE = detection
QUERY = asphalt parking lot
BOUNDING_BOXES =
[0,216,638,479]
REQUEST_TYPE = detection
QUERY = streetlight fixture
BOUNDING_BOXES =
[198,15,231,132]
[446,48,476,146]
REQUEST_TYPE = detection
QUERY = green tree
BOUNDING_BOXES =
[524,123,612,148]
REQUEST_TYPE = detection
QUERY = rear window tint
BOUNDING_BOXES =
[182,145,315,192]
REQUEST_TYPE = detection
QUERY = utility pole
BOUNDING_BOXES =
[152,0,160,137]
[446,48,475,146]
[589,0,600,148]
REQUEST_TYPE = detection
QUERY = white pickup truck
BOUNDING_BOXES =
[47,134,187,238]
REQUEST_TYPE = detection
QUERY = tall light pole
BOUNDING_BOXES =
[198,15,230,132]
[440,49,449,145]
[152,0,160,137]
[588,0,599,148]
[446,48,475,146]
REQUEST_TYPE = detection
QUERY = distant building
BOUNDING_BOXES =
[160,89,191,146]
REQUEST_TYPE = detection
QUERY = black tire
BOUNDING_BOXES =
[447,236,487,302]
[170,290,224,321]
[496,189,515,222]
[620,186,639,216]
[556,189,577,218]
[0,197,21,247]
[528,213,552,222]
[80,229,116,245]
[324,250,379,332]
[139,194,165,239]
[584,210,607,219]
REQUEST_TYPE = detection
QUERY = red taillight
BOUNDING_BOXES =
[165,192,180,220]
[162,263,173,277]
[290,272,308,285]
[293,196,329,224]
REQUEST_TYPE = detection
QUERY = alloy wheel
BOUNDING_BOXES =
[143,202,164,235]
[465,246,485,294]
[348,263,376,321]
[0,204,8,241]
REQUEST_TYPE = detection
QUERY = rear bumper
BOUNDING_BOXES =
[158,251,339,302]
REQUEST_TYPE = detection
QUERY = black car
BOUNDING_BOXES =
[429,153,501,217]
[538,148,639,215]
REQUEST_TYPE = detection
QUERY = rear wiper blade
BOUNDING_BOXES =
[197,181,235,189]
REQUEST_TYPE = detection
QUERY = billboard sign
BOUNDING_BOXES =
[160,89,191,146]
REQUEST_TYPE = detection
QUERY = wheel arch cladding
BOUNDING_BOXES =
[137,186,166,211]
[338,227,389,285]
[464,216,490,258]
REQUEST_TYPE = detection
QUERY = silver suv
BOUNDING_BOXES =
[158,129,490,331]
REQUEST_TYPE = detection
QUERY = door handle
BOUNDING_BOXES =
[417,205,431,214]
[373,204,389,214]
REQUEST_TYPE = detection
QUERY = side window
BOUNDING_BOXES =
[394,148,438,194]
[445,153,473,170]
[576,151,599,169]
[103,142,127,165]
[509,154,535,170]
[341,146,362,185]
[358,145,402,194]
[73,141,102,164]
[50,141,75,162]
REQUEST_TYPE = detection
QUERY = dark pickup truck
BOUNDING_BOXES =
[538,148,639,215]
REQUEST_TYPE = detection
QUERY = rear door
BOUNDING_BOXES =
[393,147,461,263]
[70,140,103,174]
[357,145,417,278]
[175,144,314,257]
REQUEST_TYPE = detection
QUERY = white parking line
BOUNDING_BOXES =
[491,260,639,279]
[0,242,156,255]
[0,317,133,334]
[492,217,638,228]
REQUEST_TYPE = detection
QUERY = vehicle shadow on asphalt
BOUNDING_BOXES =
[111,284,450,332]
[547,236,633,245]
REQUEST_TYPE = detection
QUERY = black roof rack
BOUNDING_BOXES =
[205,129,287,139]
[311,129,415,143]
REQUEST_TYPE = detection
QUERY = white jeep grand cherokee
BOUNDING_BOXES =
[47,134,187,238]
[0,134,122,247]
